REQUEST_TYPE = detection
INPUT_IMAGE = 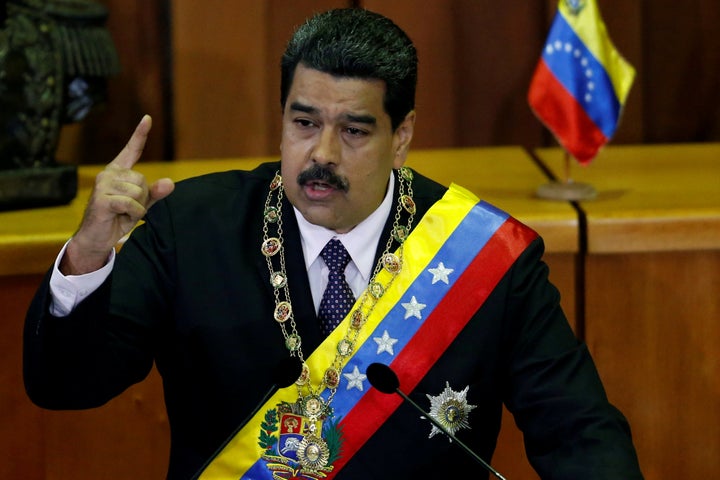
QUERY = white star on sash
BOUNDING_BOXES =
[402,295,427,320]
[428,262,454,284]
[343,365,367,391]
[374,330,399,355]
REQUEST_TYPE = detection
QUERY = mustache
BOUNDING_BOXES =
[297,164,349,192]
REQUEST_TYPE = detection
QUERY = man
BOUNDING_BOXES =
[24,8,643,479]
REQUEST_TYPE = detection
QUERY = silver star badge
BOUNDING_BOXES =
[425,382,477,440]
[373,330,399,355]
[428,262,454,284]
[402,295,426,320]
[343,365,367,391]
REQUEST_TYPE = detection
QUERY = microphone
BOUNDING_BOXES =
[191,356,303,479]
[366,362,508,480]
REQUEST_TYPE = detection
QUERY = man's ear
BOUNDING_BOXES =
[392,110,416,169]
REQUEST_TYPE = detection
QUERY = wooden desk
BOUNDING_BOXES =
[1,149,578,479]
[0,158,272,277]
[535,143,720,480]
[408,147,578,253]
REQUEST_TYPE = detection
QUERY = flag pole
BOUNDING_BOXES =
[564,150,572,183]
[536,148,597,201]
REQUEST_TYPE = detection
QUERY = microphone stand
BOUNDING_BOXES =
[393,387,508,480]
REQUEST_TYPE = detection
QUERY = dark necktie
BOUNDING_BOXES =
[318,239,355,335]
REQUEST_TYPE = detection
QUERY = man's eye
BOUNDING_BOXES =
[294,118,315,128]
[345,127,367,136]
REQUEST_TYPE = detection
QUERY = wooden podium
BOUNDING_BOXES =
[535,143,720,480]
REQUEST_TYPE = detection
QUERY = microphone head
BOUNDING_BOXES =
[273,357,303,388]
[366,362,400,394]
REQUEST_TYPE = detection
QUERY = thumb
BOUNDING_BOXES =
[147,177,175,209]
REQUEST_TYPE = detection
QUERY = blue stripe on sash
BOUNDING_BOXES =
[329,201,508,417]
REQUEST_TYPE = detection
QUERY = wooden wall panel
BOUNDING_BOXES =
[167,0,655,156]
[54,1,720,163]
[642,0,720,142]
[0,276,45,479]
[452,1,549,147]
[172,0,271,158]
[44,370,169,479]
[171,0,348,159]
[0,275,170,479]
[585,251,720,480]
[364,0,457,149]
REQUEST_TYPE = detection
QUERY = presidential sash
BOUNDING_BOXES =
[197,184,538,479]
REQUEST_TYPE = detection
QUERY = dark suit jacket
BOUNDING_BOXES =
[24,162,642,479]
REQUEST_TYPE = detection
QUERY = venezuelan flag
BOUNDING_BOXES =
[528,0,635,164]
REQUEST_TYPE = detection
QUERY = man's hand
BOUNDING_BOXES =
[60,115,175,275]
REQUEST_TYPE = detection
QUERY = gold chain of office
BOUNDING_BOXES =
[260,167,416,423]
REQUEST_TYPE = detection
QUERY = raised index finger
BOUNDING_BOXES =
[109,115,153,170]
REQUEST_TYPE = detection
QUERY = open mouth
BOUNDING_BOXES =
[298,165,349,193]
[309,180,332,189]
[303,180,341,200]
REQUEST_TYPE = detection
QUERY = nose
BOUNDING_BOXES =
[312,127,339,166]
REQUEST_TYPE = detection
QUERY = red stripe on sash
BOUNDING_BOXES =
[328,217,537,475]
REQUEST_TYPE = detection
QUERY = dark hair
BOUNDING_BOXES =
[280,8,417,131]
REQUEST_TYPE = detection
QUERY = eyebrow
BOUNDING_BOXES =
[289,101,318,115]
[345,113,377,126]
[289,101,377,126]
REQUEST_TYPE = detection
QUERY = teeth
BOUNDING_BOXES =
[311,182,330,191]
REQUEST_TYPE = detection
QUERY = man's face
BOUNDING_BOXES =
[280,64,415,233]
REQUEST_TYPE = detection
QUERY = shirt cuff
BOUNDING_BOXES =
[49,240,116,317]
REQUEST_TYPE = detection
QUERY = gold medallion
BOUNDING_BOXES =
[337,338,354,356]
[273,301,292,323]
[269,173,282,190]
[261,237,282,257]
[382,253,402,274]
[323,368,340,389]
[259,169,414,479]
[301,395,327,419]
[260,411,337,478]
[368,281,385,299]
[296,434,330,471]
[393,224,409,243]
[264,206,280,223]
[295,362,310,386]
[400,194,416,214]
[399,166,414,181]
[350,309,366,329]
[270,271,287,289]
[285,333,301,352]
